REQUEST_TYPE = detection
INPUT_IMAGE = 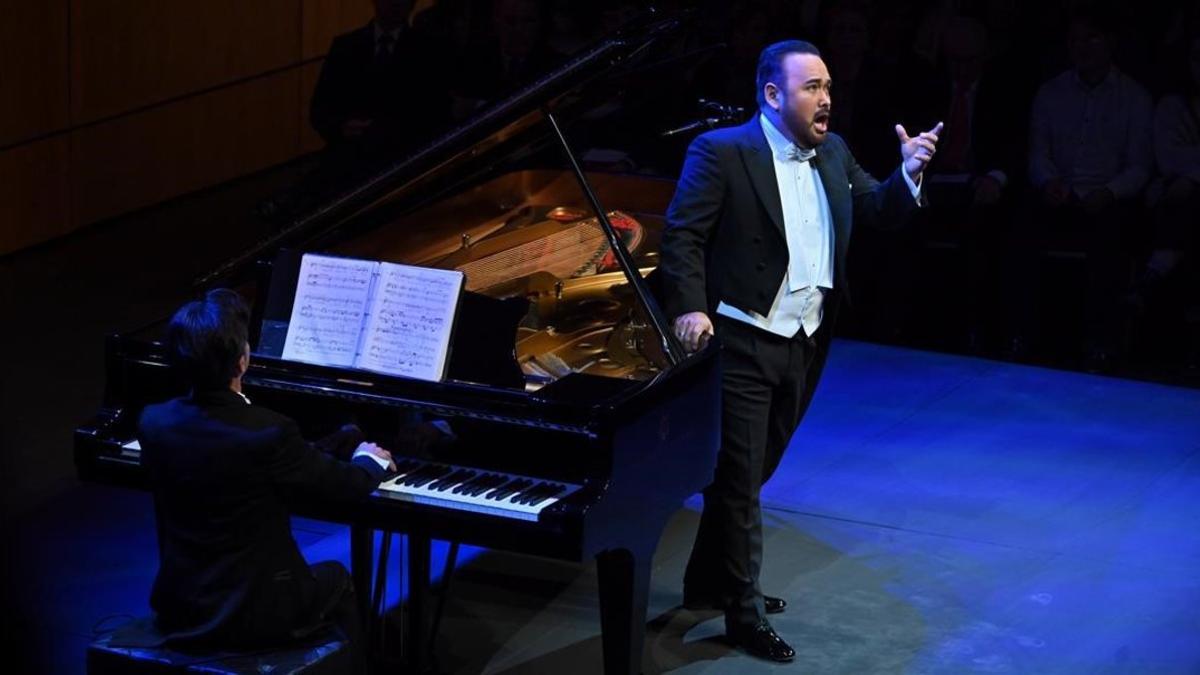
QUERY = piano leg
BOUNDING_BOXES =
[405,534,433,673]
[350,525,374,624]
[596,547,651,675]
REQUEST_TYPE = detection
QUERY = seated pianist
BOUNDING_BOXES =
[136,289,396,672]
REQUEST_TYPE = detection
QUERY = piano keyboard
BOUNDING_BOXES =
[374,459,582,522]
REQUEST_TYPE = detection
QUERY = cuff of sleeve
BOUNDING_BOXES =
[352,451,390,473]
[901,165,922,200]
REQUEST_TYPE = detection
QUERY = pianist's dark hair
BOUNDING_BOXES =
[756,40,822,108]
[164,289,251,391]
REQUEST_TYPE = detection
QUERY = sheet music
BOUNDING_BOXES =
[356,262,463,381]
[281,254,377,367]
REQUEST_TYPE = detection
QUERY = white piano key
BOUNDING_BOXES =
[375,460,581,522]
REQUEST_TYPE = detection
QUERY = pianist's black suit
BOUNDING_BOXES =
[660,118,920,631]
[138,389,387,647]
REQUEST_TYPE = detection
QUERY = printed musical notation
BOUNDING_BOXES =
[281,255,376,367]
[357,262,462,381]
[279,253,464,382]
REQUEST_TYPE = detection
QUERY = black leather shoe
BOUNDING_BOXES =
[682,592,787,614]
[727,619,795,662]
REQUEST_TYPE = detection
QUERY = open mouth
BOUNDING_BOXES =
[813,112,830,133]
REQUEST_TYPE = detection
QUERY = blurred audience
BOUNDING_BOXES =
[265,0,1196,380]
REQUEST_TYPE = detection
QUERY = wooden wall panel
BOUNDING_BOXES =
[302,0,373,59]
[0,0,70,146]
[72,70,302,226]
[70,0,301,124]
[0,138,72,256]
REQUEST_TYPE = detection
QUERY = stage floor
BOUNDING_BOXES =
[8,340,1200,673]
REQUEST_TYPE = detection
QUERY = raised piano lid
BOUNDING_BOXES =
[197,8,685,304]
[175,10,703,413]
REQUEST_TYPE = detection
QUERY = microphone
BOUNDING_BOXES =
[660,99,748,138]
[661,118,720,137]
[698,99,746,118]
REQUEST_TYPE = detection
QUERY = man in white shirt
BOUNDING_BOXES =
[1015,8,1154,369]
[659,40,937,662]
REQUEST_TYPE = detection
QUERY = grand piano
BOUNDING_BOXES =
[75,12,720,675]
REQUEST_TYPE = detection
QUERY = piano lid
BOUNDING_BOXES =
[197,8,687,291]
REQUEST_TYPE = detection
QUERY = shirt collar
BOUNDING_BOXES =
[373,23,402,44]
[190,388,251,407]
[759,113,816,163]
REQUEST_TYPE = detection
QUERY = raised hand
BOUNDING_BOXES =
[896,121,943,180]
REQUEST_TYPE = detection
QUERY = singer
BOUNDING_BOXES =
[659,40,941,662]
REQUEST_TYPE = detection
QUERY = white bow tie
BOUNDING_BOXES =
[786,144,817,162]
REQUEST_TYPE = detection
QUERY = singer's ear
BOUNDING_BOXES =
[763,82,780,111]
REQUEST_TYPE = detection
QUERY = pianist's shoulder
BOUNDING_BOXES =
[138,392,299,438]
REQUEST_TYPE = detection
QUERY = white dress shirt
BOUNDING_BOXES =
[717,114,920,338]
[1029,68,1154,199]
[374,24,402,57]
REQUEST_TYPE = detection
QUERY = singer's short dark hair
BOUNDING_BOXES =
[756,40,822,108]
[165,289,251,391]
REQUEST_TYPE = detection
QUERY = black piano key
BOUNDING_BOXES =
[525,483,566,506]
[510,481,548,505]
[426,468,456,491]
[499,475,532,497]
[431,469,475,492]
[402,464,452,488]
[433,469,468,491]
[464,473,508,496]
[486,478,531,501]
[388,459,422,480]
[515,481,562,505]
[482,480,513,500]
[397,463,434,485]
[453,473,485,495]
[454,473,489,495]
[409,470,454,489]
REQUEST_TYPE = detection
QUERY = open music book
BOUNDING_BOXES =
[280,253,465,382]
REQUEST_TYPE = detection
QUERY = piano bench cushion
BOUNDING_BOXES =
[86,619,352,675]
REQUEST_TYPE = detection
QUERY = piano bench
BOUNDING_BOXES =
[86,622,353,675]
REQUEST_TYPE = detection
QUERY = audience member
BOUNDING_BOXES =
[451,0,559,114]
[310,0,450,162]
[1124,32,1200,367]
[1013,8,1154,370]
[917,15,1029,350]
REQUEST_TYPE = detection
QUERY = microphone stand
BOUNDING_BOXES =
[661,99,747,137]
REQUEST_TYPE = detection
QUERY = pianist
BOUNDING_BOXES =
[137,289,395,671]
